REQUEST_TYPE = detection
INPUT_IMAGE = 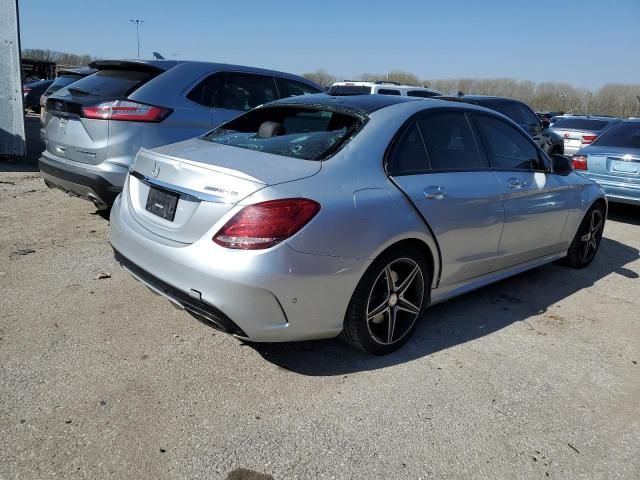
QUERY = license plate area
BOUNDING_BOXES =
[612,160,638,174]
[145,186,179,221]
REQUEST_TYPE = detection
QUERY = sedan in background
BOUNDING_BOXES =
[39,67,97,130]
[110,94,605,355]
[550,115,621,156]
[23,79,53,113]
[39,60,321,211]
[572,119,640,206]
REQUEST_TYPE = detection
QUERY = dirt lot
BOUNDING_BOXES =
[1,119,639,479]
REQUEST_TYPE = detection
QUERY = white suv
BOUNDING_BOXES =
[328,80,442,98]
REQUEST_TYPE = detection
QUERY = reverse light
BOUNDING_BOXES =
[572,155,588,170]
[581,135,597,144]
[81,100,171,122]
[213,198,321,250]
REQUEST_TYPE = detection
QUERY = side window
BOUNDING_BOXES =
[214,73,277,111]
[517,104,540,128]
[486,100,519,123]
[277,78,321,98]
[378,89,401,96]
[186,72,225,107]
[475,114,542,170]
[407,90,438,98]
[417,112,486,170]
[387,122,429,175]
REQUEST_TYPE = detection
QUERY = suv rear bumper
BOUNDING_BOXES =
[38,153,128,210]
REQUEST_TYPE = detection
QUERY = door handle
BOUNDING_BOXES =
[506,177,527,189]
[423,186,446,200]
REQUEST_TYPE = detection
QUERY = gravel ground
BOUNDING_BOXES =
[1,124,639,479]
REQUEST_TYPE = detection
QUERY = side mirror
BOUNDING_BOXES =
[551,154,573,175]
[541,119,550,129]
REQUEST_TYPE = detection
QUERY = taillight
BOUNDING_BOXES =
[581,135,597,144]
[213,198,321,250]
[81,100,171,122]
[572,155,588,170]
[23,87,31,94]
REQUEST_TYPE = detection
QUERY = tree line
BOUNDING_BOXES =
[303,69,640,118]
[22,49,94,68]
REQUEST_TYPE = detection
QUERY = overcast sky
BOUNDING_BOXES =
[18,0,640,89]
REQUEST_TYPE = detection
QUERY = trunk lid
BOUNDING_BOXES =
[583,145,640,185]
[552,128,598,152]
[126,138,322,243]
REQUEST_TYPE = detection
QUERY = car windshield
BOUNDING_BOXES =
[202,106,363,160]
[552,118,612,131]
[593,122,640,148]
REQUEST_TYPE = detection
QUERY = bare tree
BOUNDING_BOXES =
[302,69,337,88]
[22,49,94,66]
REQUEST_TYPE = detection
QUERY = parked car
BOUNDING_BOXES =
[39,67,97,129]
[109,94,606,354]
[22,79,53,113]
[439,95,564,156]
[39,60,321,210]
[328,80,442,98]
[572,119,640,206]
[550,115,621,157]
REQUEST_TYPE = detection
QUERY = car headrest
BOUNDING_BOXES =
[257,121,285,139]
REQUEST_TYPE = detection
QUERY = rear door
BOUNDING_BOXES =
[45,67,161,165]
[472,113,572,268]
[388,110,505,286]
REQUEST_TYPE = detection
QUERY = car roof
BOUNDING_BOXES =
[56,66,97,76]
[332,81,440,91]
[268,93,423,114]
[440,94,522,103]
[88,59,319,85]
[552,115,618,121]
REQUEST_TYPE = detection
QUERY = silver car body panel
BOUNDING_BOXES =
[110,97,606,342]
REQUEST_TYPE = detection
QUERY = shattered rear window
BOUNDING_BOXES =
[202,106,364,160]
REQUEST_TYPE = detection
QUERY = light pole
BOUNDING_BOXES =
[129,19,145,59]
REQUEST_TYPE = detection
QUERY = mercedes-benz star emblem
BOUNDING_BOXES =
[151,162,160,178]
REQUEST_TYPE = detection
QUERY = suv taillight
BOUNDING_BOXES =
[572,155,588,170]
[213,199,321,250]
[581,135,597,144]
[81,100,171,122]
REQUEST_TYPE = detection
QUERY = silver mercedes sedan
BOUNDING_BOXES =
[110,94,606,354]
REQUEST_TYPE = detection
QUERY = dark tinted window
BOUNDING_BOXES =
[327,85,372,95]
[277,78,321,98]
[202,106,362,160]
[418,112,485,170]
[55,69,156,99]
[407,90,439,98]
[387,122,429,175]
[378,89,401,96]
[475,114,541,170]
[214,73,277,111]
[484,100,519,123]
[517,104,540,127]
[593,122,640,148]
[187,72,225,107]
[551,118,612,131]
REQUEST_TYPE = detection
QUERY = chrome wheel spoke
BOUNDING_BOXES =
[387,307,397,343]
[368,301,389,321]
[384,266,395,296]
[396,265,419,296]
[397,297,420,315]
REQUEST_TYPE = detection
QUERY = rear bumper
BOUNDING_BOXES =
[38,152,128,209]
[109,193,369,342]
[582,175,640,206]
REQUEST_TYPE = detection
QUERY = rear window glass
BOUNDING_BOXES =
[202,106,363,160]
[551,118,611,131]
[407,90,439,98]
[46,75,82,92]
[57,69,156,99]
[593,122,640,148]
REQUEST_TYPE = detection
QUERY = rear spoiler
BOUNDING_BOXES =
[89,60,177,73]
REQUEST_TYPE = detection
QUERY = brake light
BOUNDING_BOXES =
[582,135,597,144]
[23,87,31,94]
[572,155,588,170]
[81,100,171,122]
[213,198,321,250]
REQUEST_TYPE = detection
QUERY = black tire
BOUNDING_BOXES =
[341,246,431,355]
[563,203,605,268]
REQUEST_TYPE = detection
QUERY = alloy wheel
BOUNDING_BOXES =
[366,258,425,345]
[579,208,603,263]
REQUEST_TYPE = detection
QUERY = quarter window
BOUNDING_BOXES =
[417,112,486,170]
[277,78,321,98]
[475,115,542,170]
[387,122,429,175]
[378,89,401,96]
[186,72,225,107]
[407,90,439,98]
[216,73,278,111]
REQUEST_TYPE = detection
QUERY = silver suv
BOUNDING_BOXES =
[39,60,321,210]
